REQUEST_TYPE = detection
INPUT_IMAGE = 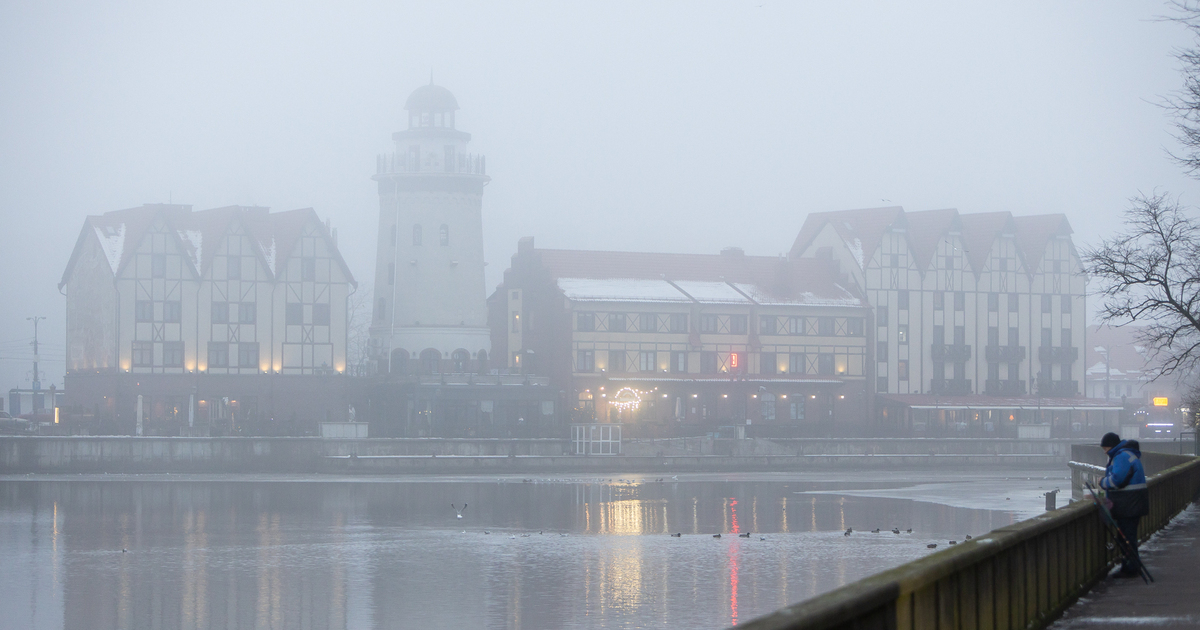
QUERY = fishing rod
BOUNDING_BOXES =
[1084,481,1154,584]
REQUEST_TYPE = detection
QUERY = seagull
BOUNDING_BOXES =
[484,531,491,534]
[671,532,682,537]
[739,532,751,538]
[927,543,938,549]
[844,530,852,537]
[452,504,467,519]
[122,548,127,553]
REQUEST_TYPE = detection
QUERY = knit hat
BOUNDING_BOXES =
[1100,432,1121,448]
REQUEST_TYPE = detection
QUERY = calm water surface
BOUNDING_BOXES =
[0,474,1033,630]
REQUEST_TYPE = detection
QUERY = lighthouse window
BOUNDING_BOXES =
[413,225,422,246]
[440,224,449,246]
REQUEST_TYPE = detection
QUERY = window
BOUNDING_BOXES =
[789,317,805,335]
[151,253,166,278]
[238,343,259,368]
[789,353,806,374]
[1061,327,1072,347]
[377,299,387,321]
[1008,293,1019,313]
[388,263,394,285]
[132,342,153,367]
[227,257,241,280]
[640,313,656,333]
[163,341,183,367]
[302,258,316,281]
[898,325,909,345]
[933,324,944,344]
[761,394,776,421]
[1061,295,1072,314]
[452,349,469,372]
[988,293,999,312]
[163,301,181,323]
[212,302,229,324]
[669,313,687,333]
[790,401,805,421]
[207,342,229,368]
[1042,294,1053,314]
[313,303,331,326]
[890,253,899,267]
[934,292,944,311]
[1008,327,1019,347]
[511,311,520,333]
[988,362,1000,381]
[1041,328,1052,348]
[576,312,595,332]
[898,290,909,310]
[954,291,965,311]
[136,300,154,322]
[239,302,256,324]
[847,318,864,336]
[897,360,909,381]
[817,317,834,336]
[954,362,966,380]
[877,307,888,326]
[954,325,965,345]
[672,351,687,373]
[944,255,957,270]
[439,224,449,246]
[577,350,594,372]
[877,342,888,362]
[759,316,776,335]
[608,350,626,373]
[639,351,656,372]
[413,224,423,246]
[1008,363,1020,380]
[818,354,834,376]
[761,352,777,375]
[729,315,748,334]
[608,313,626,332]
[286,303,303,325]
[700,351,718,373]
[878,376,889,393]
[988,326,999,347]
[700,314,718,333]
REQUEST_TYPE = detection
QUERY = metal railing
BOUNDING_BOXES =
[739,452,1200,630]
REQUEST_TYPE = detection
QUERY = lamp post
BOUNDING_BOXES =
[27,316,46,410]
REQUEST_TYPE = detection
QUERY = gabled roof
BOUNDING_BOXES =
[789,206,905,266]
[904,208,960,272]
[958,212,1016,274]
[507,243,864,307]
[60,204,356,289]
[1013,214,1071,273]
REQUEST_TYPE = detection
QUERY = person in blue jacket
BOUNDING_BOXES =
[1099,432,1149,577]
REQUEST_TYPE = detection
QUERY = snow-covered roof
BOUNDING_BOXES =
[557,278,692,303]
[671,281,750,304]
[732,283,861,307]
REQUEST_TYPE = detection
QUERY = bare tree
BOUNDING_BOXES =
[346,287,373,376]
[1084,193,1200,378]
[1168,1,1200,175]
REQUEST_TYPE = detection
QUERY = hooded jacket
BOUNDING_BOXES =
[1100,440,1149,518]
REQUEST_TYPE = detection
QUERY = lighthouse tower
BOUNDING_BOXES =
[370,82,491,373]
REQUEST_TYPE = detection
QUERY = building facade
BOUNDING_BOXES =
[489,238,873,437]
[790,207,1116,437]
[59,203,357,434]
[369,82,491,374]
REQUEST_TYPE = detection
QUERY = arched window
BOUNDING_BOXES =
[389,348,409,374]
[451,349,470,372]
[476,350,488,374]
[419,348,441,374]
[412,224,422,246]
[440,224,449,246]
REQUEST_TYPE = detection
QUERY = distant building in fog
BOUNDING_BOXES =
[791,206,1119,437]
[59,203,357,434]
[369,81,492,374]
[489,238,872,436]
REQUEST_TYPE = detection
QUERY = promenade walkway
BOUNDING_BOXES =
[1051,501,1200,629]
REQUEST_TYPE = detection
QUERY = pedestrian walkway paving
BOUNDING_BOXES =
[1051,501,1200,629]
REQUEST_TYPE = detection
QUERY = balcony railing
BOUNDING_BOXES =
[1035,379,1078,397]
[931,344,972,362]
[984,379,1026,396]
[930,378,972,395]
[985,345,1026,362]
[1038,345,1079,364]
[376,152,487,176]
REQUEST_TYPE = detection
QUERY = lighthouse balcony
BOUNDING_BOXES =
[377,152,487,176]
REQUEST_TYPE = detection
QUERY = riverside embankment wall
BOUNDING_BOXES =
[0,436,1117,474]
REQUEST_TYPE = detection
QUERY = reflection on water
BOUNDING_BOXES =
[0,477,1020,629]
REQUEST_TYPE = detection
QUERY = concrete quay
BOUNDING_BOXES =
[1051,502,1200,630]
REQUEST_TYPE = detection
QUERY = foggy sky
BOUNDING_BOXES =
[1,0,1197,393]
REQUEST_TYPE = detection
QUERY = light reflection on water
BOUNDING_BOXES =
[0,477,1020,630]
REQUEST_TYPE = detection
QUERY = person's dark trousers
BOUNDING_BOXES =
[1115,516,1142,574]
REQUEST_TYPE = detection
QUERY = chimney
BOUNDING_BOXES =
[720,246,745,258]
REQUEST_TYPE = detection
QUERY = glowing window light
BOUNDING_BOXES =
[611,387,642,412]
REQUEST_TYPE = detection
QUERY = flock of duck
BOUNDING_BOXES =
[840,527,975,549]
[508,477,678,484]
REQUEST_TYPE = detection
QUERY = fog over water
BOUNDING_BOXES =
[2,1,1199,392]
[0,471,1064,629]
